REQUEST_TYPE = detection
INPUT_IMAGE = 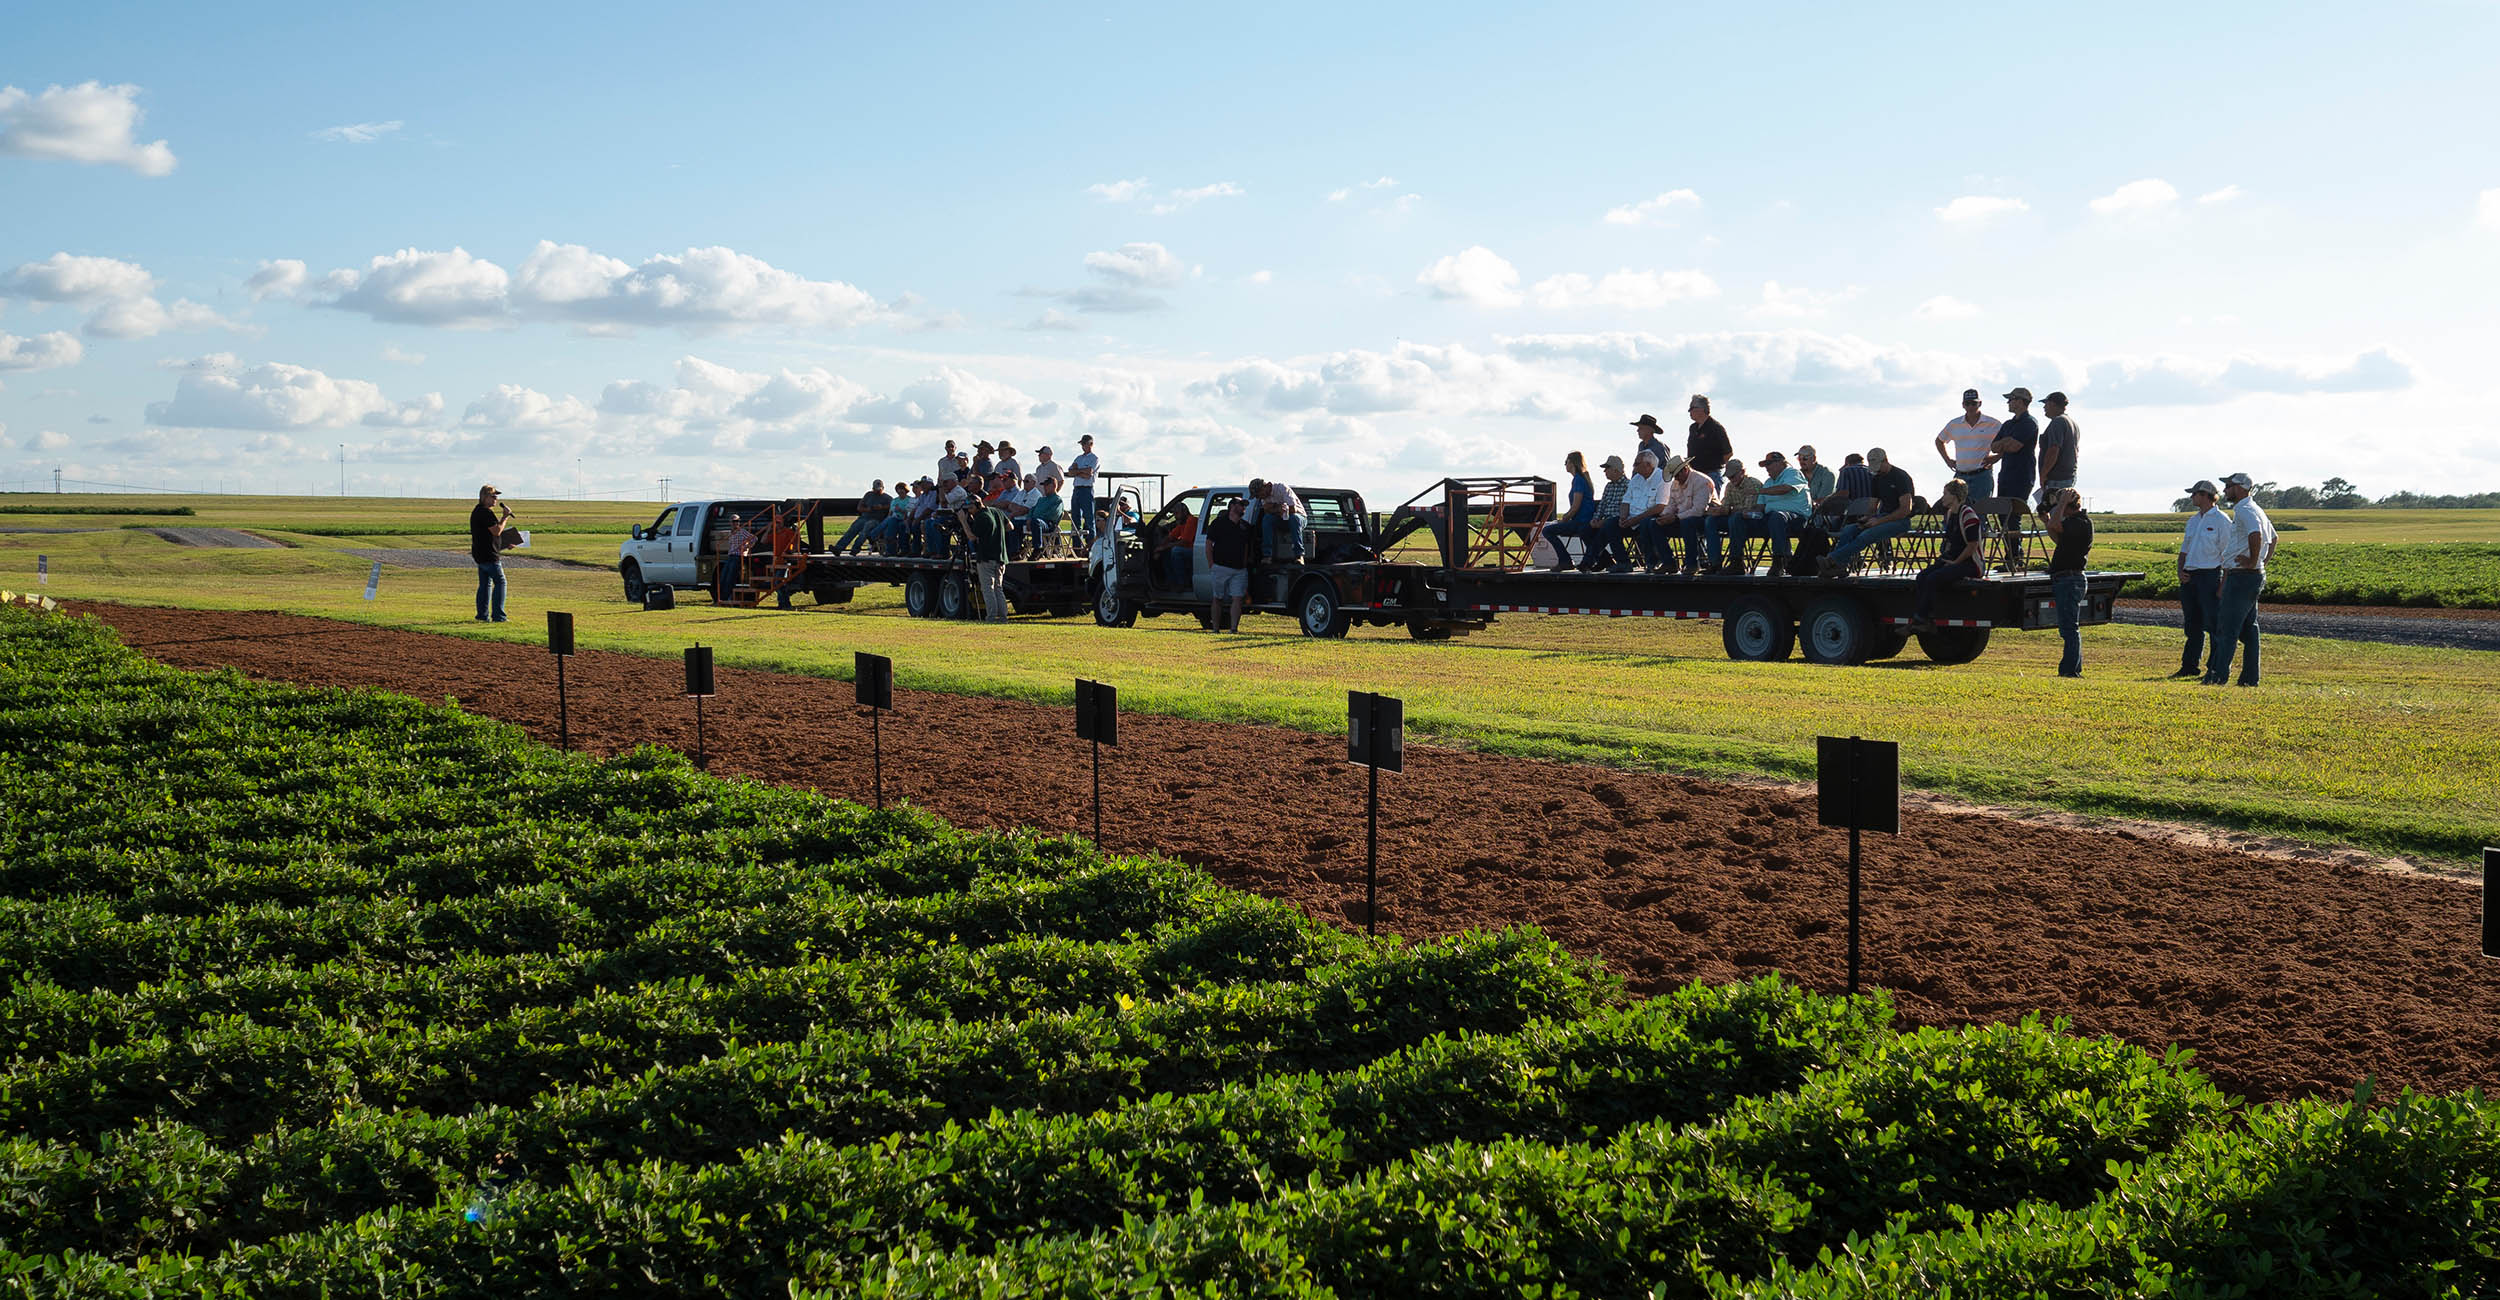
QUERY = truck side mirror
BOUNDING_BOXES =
[630,526,643,540]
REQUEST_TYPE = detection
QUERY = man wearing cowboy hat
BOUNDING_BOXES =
[1631,414,1672,471]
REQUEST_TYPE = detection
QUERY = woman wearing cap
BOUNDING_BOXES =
[1909,478,1983,629]
[1533,451,1597,572]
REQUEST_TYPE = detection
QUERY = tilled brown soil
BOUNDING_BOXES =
[73,602,2500,1105]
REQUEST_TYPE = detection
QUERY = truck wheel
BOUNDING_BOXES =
[1800,595,1873,665]
[1297,582,1351,638]
[1864,625,1910,661]
[1092,578,1137,628]
[1916,625,1992,665]
[904,572,938,618]
[619,561,646,604]
[938,573,976,620]
[1721,596,1795,662]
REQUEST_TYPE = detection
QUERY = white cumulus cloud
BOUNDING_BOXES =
[1530,269,1719,310]
[2197,184,2242,205]
[1914,295,1982,320]
[1086,178,1150,202]
[2089,178,2180,215]
[0,82,176,176]
[245,259,308,301]
[1,252,238,340]
[1601,189,1701,226]
[462,385,592,431]
[1934,195,2028,225]
[1150,181,1243,215]
[1748,281,1859,321]
[309,242,883,333]
[1080,242,1185,288]
[145,357,407,430]
[1416,246,1522,307]
[319,247,512,327]
[0,331,83,373]
[312,120,402,143]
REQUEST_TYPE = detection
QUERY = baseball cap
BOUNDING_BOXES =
[2004,387,2033,402]
[2043,391,2069,404]
[2221,472,2254,488]
[1961,388,1981,403]
[1036,445,1052,454]
[1761,451,1787,465]
[1599,454,1626,471]
[2186,479,2218,496]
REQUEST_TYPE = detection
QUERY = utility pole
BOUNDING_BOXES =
[658,475,672,501]
[338,444,346,497]
[53,467,62,494]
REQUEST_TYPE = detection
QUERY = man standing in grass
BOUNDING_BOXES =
[2041,487,2094,677]
[2202,472,2277,687]
[469,485,508,623]
[961,497,1011,622]
[2172,480,2230,679]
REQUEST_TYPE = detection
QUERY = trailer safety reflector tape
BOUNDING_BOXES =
[1884,617,1993,628]
[1469,604,1713,619]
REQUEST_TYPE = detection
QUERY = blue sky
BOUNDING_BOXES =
[5,0,2497,508]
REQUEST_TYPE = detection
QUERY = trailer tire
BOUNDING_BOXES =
[1407,618,1454,641]
[1916,625,1992,665]
[903,572,939,619]
[1800,595,1874,665]
[1864,624,1910,661]
[1092,577,1137,628]
[938,573,976,620]
[813,585,852,605]
[1721,595,1795,662]
[1296,582,1351,638]
[619,561,647,604]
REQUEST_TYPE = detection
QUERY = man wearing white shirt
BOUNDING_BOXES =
[1661,454,1718,574]
[2171,479,2233,679]
[2201,472,2277,687]
[1067,435,1101,546]
[1933,388,2002,503]
[1618,450,1668,572]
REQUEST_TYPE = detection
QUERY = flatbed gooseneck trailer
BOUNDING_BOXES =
[617,477,2139,665]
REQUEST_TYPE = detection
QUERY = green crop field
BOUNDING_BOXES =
[5,494,2497,862]
[4,604,2493,1295]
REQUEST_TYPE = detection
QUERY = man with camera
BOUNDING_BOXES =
[470,484,512,623]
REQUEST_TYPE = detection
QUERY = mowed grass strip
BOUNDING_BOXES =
[7,497,2496,862]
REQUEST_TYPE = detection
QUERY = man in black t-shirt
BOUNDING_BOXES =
[1204,496,1254,631]
[2042,487,2094,677]
[1820,449,1916,575]
[469,485,508,622]
[1684,395,1731,484]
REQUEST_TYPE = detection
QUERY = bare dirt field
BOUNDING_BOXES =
[75,601,2500,1105]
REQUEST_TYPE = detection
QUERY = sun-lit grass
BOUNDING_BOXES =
[7,497,2495,864]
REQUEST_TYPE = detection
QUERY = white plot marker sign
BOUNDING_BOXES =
[364,560,382,601]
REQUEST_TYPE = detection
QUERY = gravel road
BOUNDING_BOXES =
[2113,600,2500,653]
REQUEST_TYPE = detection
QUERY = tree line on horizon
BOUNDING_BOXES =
[2168,477,2500,511]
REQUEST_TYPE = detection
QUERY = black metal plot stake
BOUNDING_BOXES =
[546,612,575,751]
[855,652,893,809]
[2483,846,2497,960]
[1816,735,1900,997]
[1347,691,1404,936]
[1075,679,1118,844]
[684,645,716,770]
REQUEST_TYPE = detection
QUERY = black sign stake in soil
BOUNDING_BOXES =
[1075,679,1118,844]
[546,612,574,751]
[1348,691,1404,936]
[855,652,893,809]
[683,645,715,771]
[2484,847,2497,960]
[1817,735,1899,997]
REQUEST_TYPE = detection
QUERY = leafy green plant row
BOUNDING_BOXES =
[799,1022,2238,1299]
[1,931,1616,1262]
[2104,541,2500,609]
[3,885,1354,1065]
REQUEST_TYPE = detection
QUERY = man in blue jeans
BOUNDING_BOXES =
[2039,486,2092,676]
[1818,448,1916,576]
[2202,472,2276,686]
[2171,480,2230,677]
[468,484,509,622]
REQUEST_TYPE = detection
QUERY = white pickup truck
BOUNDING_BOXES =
[615,499,781,602]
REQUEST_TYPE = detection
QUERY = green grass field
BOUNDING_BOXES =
[5,494,2496,862]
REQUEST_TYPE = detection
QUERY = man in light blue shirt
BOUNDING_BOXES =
[1741,452,1812,574]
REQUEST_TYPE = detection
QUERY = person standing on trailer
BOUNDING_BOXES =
[1580,454,1634,572]
[2201,472,2276,687]
[1205,496,1254,631]
[1993,389,2039,507]
[1685,396,1732,485]
[1632,414,1672,473]
[2035,392,2079,512]
[1909,478,1985,630]
[961,496,1012,622]
[1067,435,1101,546]
[992,442,1022,481]
[1934,388,2002,503]
[2041,487,2094,677]
[2171,479,2231,679]
[971,441,995,479]
[938,440,961,483]
[469,484,509,623]
[1247,478,1308,563]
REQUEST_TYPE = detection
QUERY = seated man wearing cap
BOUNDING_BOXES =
[1702,457,1761,574]
[1934,389,2001,504]
[1739,451,1811,574]
[1661,454,1717,575]
[1579,454,1635,572]
[1821,449,1917,575]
